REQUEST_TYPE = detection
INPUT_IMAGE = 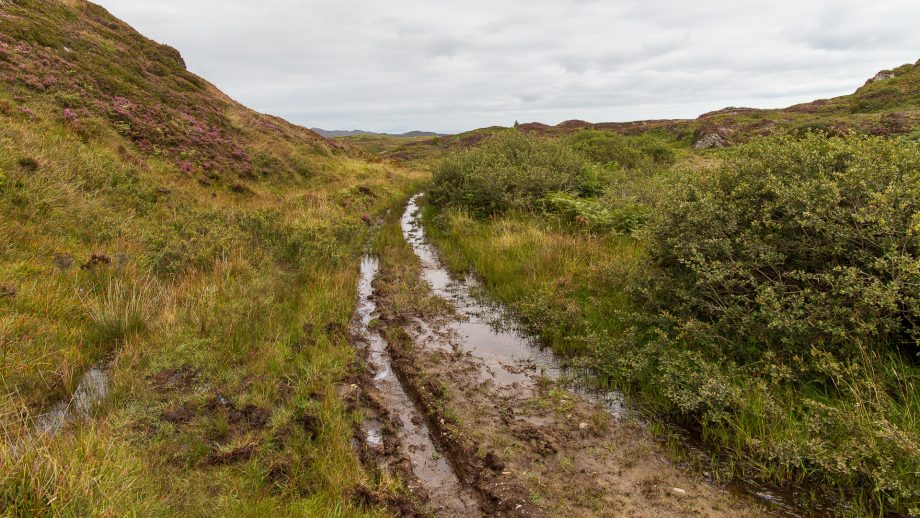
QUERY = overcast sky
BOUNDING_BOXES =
[95,0,920,134]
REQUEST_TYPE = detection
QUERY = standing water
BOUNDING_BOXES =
[401,194,625,414]
[400,194,829,516]
[35,366,108,435]
[352,255,480,516]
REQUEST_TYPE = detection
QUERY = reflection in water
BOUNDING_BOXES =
[401,194,829,516]
[352,255,480,516]
[35,366,108,435]
[401,194,625,417]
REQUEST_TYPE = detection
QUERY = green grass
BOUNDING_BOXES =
[423,203,640,357]
[423,134,920,515]
[0,2,427,515]
[334,134,432,156]
[0,92,425,514]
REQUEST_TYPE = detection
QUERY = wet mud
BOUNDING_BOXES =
[351,255,480,516]
[352,194,828,517]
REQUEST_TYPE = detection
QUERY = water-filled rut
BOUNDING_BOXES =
[352,255,480,516]
[402,194,626,414]
[353,195,817,517]
[397,194,818,517]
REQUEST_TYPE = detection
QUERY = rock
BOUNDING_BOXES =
[672,487,688,496]
[865,70,896,85]
[693,132,727,149]
[578,422,590,431]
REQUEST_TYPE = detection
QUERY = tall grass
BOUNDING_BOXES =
[82,277,158,346]
[1,78,425,516]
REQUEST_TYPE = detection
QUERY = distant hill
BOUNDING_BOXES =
[368,59,920,161]
[311,128,444,138]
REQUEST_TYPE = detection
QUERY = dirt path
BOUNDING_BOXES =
[350,195,773,517]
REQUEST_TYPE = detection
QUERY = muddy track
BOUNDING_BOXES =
[349,255,483,516]
[349,195,783,517]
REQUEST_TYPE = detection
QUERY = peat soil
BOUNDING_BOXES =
[349,255,481,516]
[349,194,833,516]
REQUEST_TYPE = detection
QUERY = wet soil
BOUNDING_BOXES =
[366,195,776,517]
[347,194,837,516]
[34,365,108,435]
[350,255,481,517]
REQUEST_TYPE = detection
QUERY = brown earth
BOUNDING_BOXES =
[363,221,770,517]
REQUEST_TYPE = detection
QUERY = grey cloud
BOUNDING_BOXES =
[95,0,920,134]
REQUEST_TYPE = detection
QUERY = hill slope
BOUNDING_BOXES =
[1,1,421,515]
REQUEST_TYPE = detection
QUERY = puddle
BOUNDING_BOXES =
[4,365,109,455]
[352,255,480,516]
[35,366,108,435]
[401,194,836,517]
[401,194,626,417]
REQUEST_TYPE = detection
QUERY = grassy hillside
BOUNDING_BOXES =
[1,1,423,515]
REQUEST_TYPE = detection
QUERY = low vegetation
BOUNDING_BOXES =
[427,130,920,515]
[430,130,598,216]
[1,1,422,515]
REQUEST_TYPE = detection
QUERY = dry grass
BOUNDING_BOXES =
[0,27,424,516]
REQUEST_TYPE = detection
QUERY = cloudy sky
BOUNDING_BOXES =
[96,0,920,134]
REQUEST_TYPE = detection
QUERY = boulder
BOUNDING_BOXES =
[693,132,727,149]
[865,70,895,85]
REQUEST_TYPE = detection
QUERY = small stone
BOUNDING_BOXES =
[672,487,687,496]
[578,422,590,431]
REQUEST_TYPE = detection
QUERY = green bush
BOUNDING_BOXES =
[563,130,676,169]
[544,192,644,234]
[430,130,598,215]
[647,133,920,361]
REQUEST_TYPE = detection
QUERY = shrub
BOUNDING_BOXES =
[646,133,920,361]
[430,130,597,215]
[563,130,676,169]
[544,192,644,234]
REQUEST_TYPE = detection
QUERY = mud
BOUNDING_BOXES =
[349,194,828,516]
[377,195,771,517]
[150,365,199,393]
[350,255,480,517]
[401,195,627,417]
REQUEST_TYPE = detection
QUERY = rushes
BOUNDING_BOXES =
[83,276,159,346]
